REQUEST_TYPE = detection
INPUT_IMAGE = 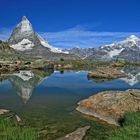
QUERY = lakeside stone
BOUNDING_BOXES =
[76,90,140,125]
[57,126,90,140]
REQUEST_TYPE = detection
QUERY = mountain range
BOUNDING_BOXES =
[65,35,140,62]
[1,16,140,62]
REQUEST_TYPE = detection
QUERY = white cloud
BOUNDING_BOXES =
[40,28,140,48]
[1,26,140,48]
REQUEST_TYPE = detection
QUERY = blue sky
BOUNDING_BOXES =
[0,0,140,48]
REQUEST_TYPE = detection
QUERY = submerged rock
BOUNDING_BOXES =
[58,126,90,140]
[76,90,140,126]
[0,109,10,115]
[0,109,22,122]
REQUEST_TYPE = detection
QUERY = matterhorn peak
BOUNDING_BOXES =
[17,16,33,33]
[8,16,64,54]
[22,16,28,21]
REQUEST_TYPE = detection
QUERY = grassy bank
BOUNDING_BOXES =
[53,59,112,70]
[0,117,38,140]
[108,111,140,140]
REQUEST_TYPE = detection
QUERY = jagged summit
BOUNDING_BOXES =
[22,16,28,20]
[8,16,33,46]
[8,16,63,53]
[17,16,33,33]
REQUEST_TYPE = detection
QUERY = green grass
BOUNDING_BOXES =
[107,111,140,140]
[0,117,38,140]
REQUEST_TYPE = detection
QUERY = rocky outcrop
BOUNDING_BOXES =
[58,126,90,140]
[77,90,140,125]
[87,67,124,80]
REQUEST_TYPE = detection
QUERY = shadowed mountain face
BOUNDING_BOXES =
[63,48,96,59]
[9,70,53,103]
[8,16,79,60]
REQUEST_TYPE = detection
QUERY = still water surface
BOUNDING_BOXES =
[0,67,140,139]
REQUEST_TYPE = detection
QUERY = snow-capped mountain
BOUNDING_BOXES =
[8,16,62,53]
[8,16,78,60]
[100,35,140,58]
[7,16,140,61]
[87,35,140,62]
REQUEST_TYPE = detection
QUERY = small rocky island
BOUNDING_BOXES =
[87,66,124,80]
[77,90,140,125]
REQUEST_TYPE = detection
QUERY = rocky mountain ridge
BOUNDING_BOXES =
[67,35,140,62]
[8,16,79,60]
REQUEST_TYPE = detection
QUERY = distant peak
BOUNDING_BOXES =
[22,16,28,21]
[127,35,139,40]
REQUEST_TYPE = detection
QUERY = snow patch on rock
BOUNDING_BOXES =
[10,39,34,51]
[108,48,124,58]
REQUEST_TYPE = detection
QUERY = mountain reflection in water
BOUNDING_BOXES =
[0,67,140,105]
[120,66,140,86]
[3,69,54,103]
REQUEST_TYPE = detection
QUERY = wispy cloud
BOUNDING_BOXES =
[41,28,140,48]
[1,25,140,48]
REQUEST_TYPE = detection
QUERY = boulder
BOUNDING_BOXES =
[77,90,140,125]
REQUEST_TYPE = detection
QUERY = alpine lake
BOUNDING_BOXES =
[0,66,140,140]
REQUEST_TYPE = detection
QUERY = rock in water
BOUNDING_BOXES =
[87,67,124,80]
[0,109,10,115]
[57,126,90,140]
[0,109,22,123]
[77,90,140,125]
